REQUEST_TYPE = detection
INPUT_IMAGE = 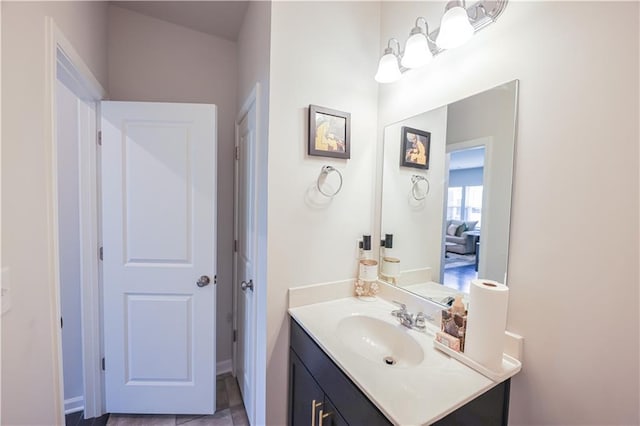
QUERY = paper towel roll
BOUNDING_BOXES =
[464,279,509,372]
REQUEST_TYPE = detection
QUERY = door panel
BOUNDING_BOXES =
[124,123,192,264]
[102,101,216,414]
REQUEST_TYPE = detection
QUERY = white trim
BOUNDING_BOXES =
[64,396,85,415]
[217,359,233,375]
[45,16,106,423]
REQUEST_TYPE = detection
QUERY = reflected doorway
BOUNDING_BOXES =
[442,146,486,292]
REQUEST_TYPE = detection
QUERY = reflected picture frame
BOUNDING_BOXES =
[400,126,431,170]
[308,105,351,159]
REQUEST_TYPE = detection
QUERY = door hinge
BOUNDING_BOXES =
[234,240,238,252]
[233,330,237,342]
[235,146,239,160]
[101,357,105,371]
[97,130,102,146]
[60,317,63,329]
[99,246,103,261]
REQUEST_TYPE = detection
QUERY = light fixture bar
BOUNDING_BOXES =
[374,0,507,83]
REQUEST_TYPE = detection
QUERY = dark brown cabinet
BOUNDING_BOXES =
[289,318,391,426]
[289,317,511,426]
[289,350,348,426]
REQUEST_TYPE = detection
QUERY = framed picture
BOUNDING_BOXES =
[308,105,351,159]
[400,126,431,169]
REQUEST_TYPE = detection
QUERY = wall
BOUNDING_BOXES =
[449,167,483,187]
[107,5,238,367]
[236,1,271,423]
[1,2,108,424]
[266,2,380,424]
[380,107,448,277]
[56,79,84,411]
[378,1,639,424]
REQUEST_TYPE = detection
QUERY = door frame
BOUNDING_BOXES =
[45,17,107,422]
[232,83,260,424]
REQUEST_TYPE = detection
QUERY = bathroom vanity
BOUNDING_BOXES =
[287,295,520,426]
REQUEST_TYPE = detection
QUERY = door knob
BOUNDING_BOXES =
[196,275,211,287]
[240,279,254,292]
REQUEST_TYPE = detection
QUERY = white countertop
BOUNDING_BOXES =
[289,296,518,425]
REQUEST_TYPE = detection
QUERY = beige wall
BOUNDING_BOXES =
[236,1,271,424]
[377,1,639,424]
[107,5,238,366]
[1,2,108,424]
[266,2,380,424]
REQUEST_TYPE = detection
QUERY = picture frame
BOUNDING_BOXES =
[400,126,431,169]
[308,105,351,159]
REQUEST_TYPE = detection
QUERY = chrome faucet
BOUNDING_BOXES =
[391,302,429,331]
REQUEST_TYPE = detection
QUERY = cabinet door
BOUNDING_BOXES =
[318,398,348,426]
[289,349,325,426]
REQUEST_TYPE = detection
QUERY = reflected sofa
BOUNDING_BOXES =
[445,220,479,255]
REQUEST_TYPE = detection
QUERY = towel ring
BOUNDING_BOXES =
[411,175,430,201]
[317,165,343,197]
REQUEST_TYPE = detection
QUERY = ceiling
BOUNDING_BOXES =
[111,1,249,42]
[449,146,485,170]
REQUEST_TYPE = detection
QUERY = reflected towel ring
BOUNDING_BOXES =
[411,175,430,200]
[317,165,343,197]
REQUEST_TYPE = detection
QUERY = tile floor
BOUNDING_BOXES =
[66,373,248,426]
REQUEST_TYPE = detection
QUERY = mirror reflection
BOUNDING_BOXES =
[379,81,518,305]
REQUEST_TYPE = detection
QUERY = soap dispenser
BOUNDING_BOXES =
[355,234,379,299]
[380,233,400,285]
[451,294,466,315]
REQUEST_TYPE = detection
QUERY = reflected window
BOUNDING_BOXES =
[465,185,483,227]
[447,185,482,227]
[447,187,462,220]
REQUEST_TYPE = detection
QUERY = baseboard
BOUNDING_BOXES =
[64,396,84,414]
[217,358,233,375]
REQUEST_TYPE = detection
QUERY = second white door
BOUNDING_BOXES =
[234,94,258,424]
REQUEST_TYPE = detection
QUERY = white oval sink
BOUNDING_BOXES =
[336,315,425,367]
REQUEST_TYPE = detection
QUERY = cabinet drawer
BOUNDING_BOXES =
[290,318,391,426]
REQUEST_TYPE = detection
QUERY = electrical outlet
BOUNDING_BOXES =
[356,238,363,259]
[2,267,11,315]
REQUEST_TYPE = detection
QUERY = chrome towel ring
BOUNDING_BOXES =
[411,174,430,200]
[317,165,343,197]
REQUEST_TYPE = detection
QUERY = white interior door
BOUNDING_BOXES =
[234,98,257,423]
[101,101,217,414]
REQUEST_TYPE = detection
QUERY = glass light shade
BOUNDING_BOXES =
[401,33,433,69]
[436,6,474,50]
[375,52,401,83]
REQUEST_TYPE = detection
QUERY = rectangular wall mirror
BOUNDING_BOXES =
[379,80,519,306]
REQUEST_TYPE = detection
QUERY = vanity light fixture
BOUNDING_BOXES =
[401,18,433,69]
[435,3,474,50]
[374,38,402,83]
[375,0,508,83]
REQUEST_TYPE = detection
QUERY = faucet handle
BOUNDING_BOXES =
[392,301,407,311]
[391,301,407,318]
